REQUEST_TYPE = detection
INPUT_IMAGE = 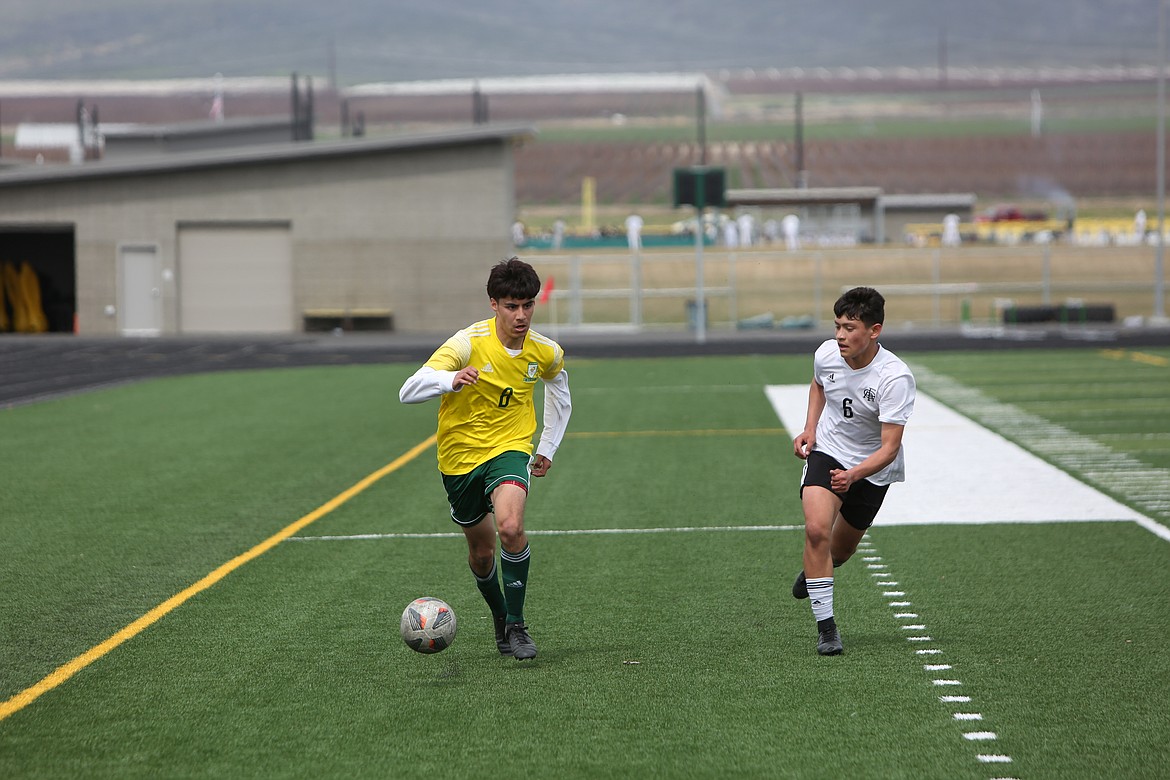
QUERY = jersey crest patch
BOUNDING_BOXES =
[863,386,877,402]
[524,362,539,382]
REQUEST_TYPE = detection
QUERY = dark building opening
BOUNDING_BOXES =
[0,225,76,334]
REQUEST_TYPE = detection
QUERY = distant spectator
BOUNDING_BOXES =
[723,217,739,248]
[781,213,801,251]
[625,213,643,252]
[1135,209,1147,241]
[763,218,780,245]
[511,220,526,247]
[941,213,961,247]
[552,219,566,250]
[736,213,755,247]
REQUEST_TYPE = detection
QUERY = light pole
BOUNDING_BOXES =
[673,166,725,343]
[1157,0,1167,322]
[693,198,706,344]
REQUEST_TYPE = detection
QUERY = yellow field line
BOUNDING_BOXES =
[0,434,437,723]
[569,428,784,439]
[1130,352,1169,367]
[1100,348,1169,367]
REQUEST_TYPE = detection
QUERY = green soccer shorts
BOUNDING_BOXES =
[441,451,532,526]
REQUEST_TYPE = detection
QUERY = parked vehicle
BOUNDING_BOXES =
[975,204,1049,222]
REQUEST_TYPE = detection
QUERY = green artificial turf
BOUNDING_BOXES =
[1,351,1166,778]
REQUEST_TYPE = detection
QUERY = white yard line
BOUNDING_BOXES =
[290,524,807,542]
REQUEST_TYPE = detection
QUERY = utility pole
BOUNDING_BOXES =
[938,26,948,89]
[795,92,806,188]
[1158,0,1167,322]
[697,84,707,165]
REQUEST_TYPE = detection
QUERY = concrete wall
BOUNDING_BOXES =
[0,138,518,334]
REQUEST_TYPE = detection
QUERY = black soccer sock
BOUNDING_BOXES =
[500,544,531,624]
[472,562,507,619]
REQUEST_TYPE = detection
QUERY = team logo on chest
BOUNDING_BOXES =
[524,362,539,383]
[863,386,877,402]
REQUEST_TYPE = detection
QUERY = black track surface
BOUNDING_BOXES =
[1,324,1167,408]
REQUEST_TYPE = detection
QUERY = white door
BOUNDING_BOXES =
[177,225,293,334]
[118,244,161,336]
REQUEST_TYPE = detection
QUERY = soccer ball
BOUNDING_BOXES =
[400,597,457,654]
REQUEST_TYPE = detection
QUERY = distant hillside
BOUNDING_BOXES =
[0,0,1159,86]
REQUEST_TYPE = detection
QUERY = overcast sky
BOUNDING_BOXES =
[1,1,1161,84]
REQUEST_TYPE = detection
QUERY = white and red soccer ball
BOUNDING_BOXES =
[400,597,457,654]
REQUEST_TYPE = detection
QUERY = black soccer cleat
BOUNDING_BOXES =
[792,569,809,600]
[494,613,513,656]
[505,622,538,660]
[817,626,843,656]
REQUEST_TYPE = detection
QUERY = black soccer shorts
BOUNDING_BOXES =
[800,450,890,531]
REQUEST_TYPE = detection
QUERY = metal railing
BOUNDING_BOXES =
[526,245,1165,332]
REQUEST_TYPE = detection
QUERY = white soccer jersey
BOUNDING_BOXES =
[811,338,915,485]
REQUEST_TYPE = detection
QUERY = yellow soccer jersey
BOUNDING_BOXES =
[425,318,566,475]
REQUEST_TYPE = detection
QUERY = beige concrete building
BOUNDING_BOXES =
[0,125,533,336]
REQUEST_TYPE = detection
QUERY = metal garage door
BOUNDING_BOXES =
[177,223,293,334]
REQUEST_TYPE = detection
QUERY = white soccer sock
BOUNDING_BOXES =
[806,577,834,623]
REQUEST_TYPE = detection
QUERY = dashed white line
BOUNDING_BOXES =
[977,754,1013,764]
[863,537,1017,773]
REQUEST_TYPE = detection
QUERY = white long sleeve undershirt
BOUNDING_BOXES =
[537,368,571,461]
[398,365,458,404]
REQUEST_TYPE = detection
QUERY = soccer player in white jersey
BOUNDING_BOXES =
[399,258,572,660]
[791,287,915,655]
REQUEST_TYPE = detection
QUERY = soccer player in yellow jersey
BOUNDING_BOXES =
[399,258,571,660]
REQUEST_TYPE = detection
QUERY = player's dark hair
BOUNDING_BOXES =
[486,256,541,301]
[834,286,885,326]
